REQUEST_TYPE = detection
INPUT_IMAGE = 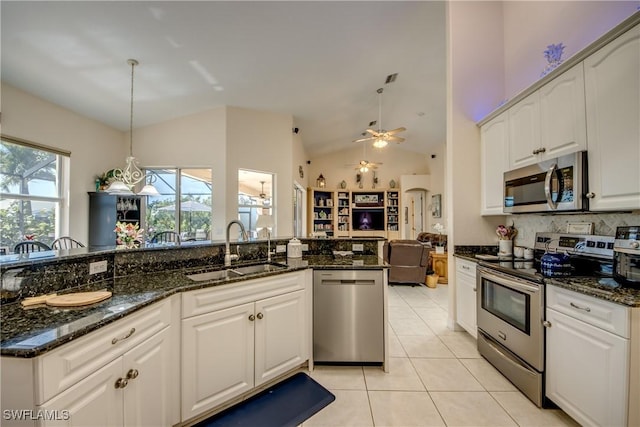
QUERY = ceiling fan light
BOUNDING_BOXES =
[373,139,388,149]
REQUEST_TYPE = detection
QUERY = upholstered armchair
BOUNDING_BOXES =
[383,240,432,286]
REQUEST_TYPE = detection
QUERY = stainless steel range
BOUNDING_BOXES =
[476,232,614,407]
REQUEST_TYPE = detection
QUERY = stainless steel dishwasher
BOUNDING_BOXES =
[313,269,384,363]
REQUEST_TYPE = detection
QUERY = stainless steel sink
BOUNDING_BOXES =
[187,269,239,282]
[187,263,288,282]
[228,263,288,276]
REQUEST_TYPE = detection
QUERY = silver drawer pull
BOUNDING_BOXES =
[112,327,136,345]
[569,302,591,312]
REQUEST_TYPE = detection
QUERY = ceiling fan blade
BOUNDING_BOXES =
[366,129,381,136]
[385,127,406,135]
[353,136,374,143]
[387,136,405,143]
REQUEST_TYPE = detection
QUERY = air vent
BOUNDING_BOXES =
[369,120,377,127]
[385,73,398,84]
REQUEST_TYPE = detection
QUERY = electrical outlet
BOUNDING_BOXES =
[301,244,309,251]
[89,260,108,275]
[352,243,364,252]
[276,245,287,253]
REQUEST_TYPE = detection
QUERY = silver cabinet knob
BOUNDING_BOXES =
[115,378,128,389]
[586,192,595,199]
[538,147,546,153]
[126,369,139,380]
[543,321,552,328]
[248,314,255,321]
[257,312,264,320]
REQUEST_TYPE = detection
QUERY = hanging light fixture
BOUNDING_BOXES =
[372,88,388,148]
[316,174,326,188]
[106,59,159,196]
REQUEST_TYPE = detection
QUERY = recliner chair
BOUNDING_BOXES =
[383,240,432,286]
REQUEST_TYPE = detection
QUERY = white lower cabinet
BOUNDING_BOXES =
[181,271,309,422]
[38,326,175,427]
[455,258,477,338]
[545,285,630,427]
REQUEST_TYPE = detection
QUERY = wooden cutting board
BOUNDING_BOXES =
[45,291,112,307]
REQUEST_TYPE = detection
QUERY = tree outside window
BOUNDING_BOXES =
[0,137,67,251]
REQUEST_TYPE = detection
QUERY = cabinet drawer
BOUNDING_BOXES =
[546,285,629,338]
[36,297,173,404]
[456,258,477,278]
[182,271,304,319]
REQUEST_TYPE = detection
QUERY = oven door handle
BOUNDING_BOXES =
[477,267,540,294]
[544,163,559,209]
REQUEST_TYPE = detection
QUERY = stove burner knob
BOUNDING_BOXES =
[543,321,552,328]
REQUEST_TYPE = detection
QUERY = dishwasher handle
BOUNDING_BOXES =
[318,279,375,286]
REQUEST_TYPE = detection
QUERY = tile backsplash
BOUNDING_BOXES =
[509,212,639,248]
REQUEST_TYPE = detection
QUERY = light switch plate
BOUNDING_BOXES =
[276,245,287,253]
[89,260,108,275]
[352,243,364,252]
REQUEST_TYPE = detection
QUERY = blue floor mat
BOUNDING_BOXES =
[193,372,335,427]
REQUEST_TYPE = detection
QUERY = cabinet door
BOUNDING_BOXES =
[480,112,509,215]
[455,260,477,338]
[585,25,640,211]
[38,358,123,427]
[254,290,306,386]
[508,92,540,169]
[122,327,177,427]
[546,308,629,427]
[539,63,587,159]
[181,302,254,420]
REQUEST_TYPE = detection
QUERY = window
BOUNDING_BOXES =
[238,170,274,238]
[144,168,212,241]
[0,136,69,250]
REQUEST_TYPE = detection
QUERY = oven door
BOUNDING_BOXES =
[476,266,544,371]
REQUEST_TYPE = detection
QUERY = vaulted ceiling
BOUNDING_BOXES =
[1,1,446,158]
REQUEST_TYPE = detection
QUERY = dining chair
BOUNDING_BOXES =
[13,241,52,254]
[51,237,86,250]
[150,231,181,244]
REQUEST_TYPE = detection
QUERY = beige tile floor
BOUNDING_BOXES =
[304,283,580,427]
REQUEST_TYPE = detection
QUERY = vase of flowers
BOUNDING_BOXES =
[496,224,517,256]
[433,223,446,254]
[114,221,144,249]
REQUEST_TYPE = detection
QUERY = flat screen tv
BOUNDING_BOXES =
[352,209,385,231]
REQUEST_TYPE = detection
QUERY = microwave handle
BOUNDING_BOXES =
[544,163,558,209]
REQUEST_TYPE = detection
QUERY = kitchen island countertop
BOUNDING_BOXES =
[1,255,387,358]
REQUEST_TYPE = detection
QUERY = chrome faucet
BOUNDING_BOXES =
[225,220,248,266]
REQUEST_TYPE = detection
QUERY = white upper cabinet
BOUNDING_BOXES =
[508,63,587,170]
[539,63,587,159]
[585,24,640,211]
[508,91,541,169]
[480,112,509,215]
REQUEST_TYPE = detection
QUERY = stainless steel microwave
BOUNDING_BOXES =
[504,151,588,213]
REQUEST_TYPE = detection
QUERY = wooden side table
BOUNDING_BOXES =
[431,252,448,284]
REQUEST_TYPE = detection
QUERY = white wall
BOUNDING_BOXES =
[503,1,639,98]
[1,83,125,244]
[225,106,295,237]
[447,1,507,248]
[308,145,433,191]
[131,107,227,239]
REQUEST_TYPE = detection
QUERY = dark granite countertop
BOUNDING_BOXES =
[1,255,386,358]
[453,249,640,308]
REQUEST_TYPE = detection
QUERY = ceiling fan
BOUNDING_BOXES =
[259,181,268,199]
[353,87,406,148]
[348,138,382,173]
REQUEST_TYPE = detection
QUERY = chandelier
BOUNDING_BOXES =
[106,59,159,196]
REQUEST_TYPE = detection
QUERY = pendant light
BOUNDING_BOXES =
[372,88,388,149]
[106,59,159,196]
